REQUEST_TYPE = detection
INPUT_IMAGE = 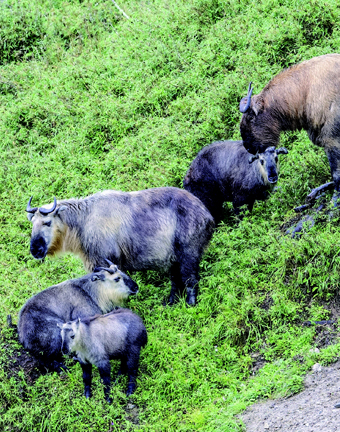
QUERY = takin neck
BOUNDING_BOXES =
[50,199,94,271]
[260,68,309,133]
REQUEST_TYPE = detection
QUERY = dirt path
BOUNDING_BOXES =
[241,360,340,431]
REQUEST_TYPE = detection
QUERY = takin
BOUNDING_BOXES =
[183,140,288,223]
[59,308,147,401]
[239,54,340,200]
[18,264,138,371]
[26,187,215,305]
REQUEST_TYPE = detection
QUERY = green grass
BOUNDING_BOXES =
[1,0,340,430]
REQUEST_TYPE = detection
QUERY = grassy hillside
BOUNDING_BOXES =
[1,0,340,430]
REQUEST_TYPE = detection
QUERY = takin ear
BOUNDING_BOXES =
[91,274,105,282]
[27,212,35,221]
[252,97,264,116]
[56,322,63,329]
[54,205,67,218]
[249,154,259,164]
[276,147,288,155]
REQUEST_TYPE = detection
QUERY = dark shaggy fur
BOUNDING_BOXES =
[60,308,147,401]
[183,140,288,223]
[18,266,138,371]
[239,54,340,191]
[27,187,215,305]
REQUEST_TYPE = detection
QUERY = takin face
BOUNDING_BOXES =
[248,146,288,185]
[26,197,67,260]
[91,262,139,307]
[59,320,78,356]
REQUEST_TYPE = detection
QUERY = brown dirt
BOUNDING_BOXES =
[241,360,340,432]
[0,325,44,385]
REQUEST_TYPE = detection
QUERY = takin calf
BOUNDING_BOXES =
[183,140,288,223]
[239,54,340,200]
[26,187,215,305]
[59,308,147,401]
[18,264,138,371]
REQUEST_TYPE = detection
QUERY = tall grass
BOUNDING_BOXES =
[1,0,340,430]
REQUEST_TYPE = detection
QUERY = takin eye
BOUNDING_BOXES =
[114,277,121,282]
[43,221,52,227]
[260,159,264,165]
[70,335,75,339]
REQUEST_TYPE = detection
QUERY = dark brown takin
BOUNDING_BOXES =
[59,308,147,401]
[18,264,138,371]
[183,140,288,223]
[26,187,215,305]
[239,54,340,201]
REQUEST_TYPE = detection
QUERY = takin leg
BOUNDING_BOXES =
[322,135,340,204]
[179,255,201,306]
[232,197,252,219]
[168,262,185,305]
[125,351,141,396]
[97,360,112,403]
[80,362,93,399]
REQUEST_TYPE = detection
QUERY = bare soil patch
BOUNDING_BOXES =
[241,360,340,432]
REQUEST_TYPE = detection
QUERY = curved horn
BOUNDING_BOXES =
[239,81,253,113]
[105,258,115,267]
[39,197,57,216]
[276,147,288,155]
[249,154,259,164]
[26,196,38,213]
[93,266,115,274]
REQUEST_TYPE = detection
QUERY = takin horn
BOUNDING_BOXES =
[26,196,38,214]
[239,81,253,113]
[93,266,115,275]
[39,197,57,216]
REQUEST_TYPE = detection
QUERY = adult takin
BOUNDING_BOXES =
[18,264,138,371]
[239,54,340,198]
[183,140,288,223]
[59,308,147,401]
[26,187,214,305]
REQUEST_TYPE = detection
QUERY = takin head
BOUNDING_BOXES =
[239,82,281,154]
[91,261,139,308]
[248,146,288,185]
[59,319,81,356]
[26,196,67,260]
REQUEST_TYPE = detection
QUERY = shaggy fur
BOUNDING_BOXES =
[239,54,340,191]
[183,140,288,223]
[60,308,147,401]
[18,266,138,370]
[27,187,215,305]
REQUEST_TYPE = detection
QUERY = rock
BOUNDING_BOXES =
[312,363,322,373]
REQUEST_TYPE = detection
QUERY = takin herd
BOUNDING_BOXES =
[16,54,340,401]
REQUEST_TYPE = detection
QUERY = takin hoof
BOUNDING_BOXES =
[185,294,197,306]
[126,383,136,396]
[51,360,68,373]
[286,214,315,239]
[84,389,92,399]
[331,191,340,208]
[165,294,178,306]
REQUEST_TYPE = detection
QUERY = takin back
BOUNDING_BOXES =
[183,140,288,223]
[59,308,147,401]
[18,264,138,371]
[239,54,340,196]
[26,187,215,305]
